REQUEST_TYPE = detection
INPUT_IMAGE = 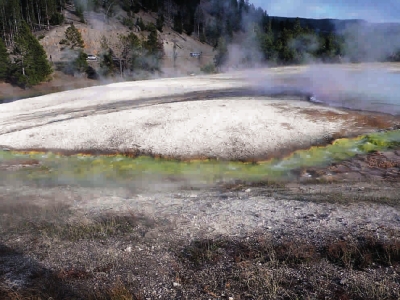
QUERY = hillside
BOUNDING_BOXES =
[37,3,214,76]
[1,0,400,96]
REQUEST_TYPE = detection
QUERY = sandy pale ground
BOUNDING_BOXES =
[1,68,398,159]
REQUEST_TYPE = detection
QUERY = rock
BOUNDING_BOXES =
[173,282,181,288]
[245,188,251,193]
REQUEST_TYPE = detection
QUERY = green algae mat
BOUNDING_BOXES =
[1,130,399,186]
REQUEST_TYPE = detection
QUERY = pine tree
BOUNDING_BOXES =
[13,22,52,87]
[73,50,88,72]
[214,37,228,68]
[99,35,115,76]
[156,12,164,32]
[0,37,10,81]
[173,12,183,34]
[65,24,84,49]
[136,17,145,31]
[145,24,163,55]
[144,24,164,71]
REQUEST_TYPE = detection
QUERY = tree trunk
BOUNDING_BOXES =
[45,0,50,30]
[36,2,41,29]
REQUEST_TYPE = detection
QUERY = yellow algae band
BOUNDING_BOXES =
[1,130,399,183]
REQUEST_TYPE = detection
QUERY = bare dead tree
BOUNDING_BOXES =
[36,1,42,29]
[164,0,176,27]
[194,3,205,40]
[172,38,178,69]
[45,0,50,30]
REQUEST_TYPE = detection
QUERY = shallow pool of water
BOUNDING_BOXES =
[308,68,400,115]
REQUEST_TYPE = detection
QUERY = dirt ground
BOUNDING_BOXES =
[0,71,107,103]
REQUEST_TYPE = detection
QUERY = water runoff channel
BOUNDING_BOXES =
[1,129,399,188]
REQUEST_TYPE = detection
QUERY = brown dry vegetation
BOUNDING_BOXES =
[1,179,400,300]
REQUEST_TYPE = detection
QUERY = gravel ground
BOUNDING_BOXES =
[1,175,399,299]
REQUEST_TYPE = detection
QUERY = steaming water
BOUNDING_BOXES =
[307,67,400,115]
[1,130,399,186]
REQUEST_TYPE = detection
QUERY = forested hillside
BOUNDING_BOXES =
[0,0,399,87]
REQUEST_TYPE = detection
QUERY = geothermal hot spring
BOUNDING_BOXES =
[307,66,400,115]
[1,65,400,187]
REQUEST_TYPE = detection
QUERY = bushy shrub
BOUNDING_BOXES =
[50,12,65,25]
[201,63,216,74]
[122,17,135,30]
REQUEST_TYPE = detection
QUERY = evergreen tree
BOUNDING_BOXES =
[72,50,88,73]
[99,35,115,76]
[214,37,228,68]
[257,30,275,62]
[119,32,142,73]
[173,12,183,34]
[62,24,87,76]
[49,12,65,26]
[156,12,164,32]
[136,17,146,31]
[145,24,163,55]
[12,22,52,87]
[65,24,84,49]
[144,24,164,71]
[0,37,10,81]
[293,18,302,36]
[100,48,115,76]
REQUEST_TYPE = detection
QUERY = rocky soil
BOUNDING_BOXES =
[300,149,400,183]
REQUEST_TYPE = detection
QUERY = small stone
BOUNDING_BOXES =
[229,297,234,300]
[125,246,132,252]
[173,282,181,288]
[245,188,251,193]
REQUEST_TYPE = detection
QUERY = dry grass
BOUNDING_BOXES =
[0,200,154,241]
[2,209,400,299]
[33,213,152,241]
[176,232,400,299]
[1,177,400,299]
[0,279,143,300]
